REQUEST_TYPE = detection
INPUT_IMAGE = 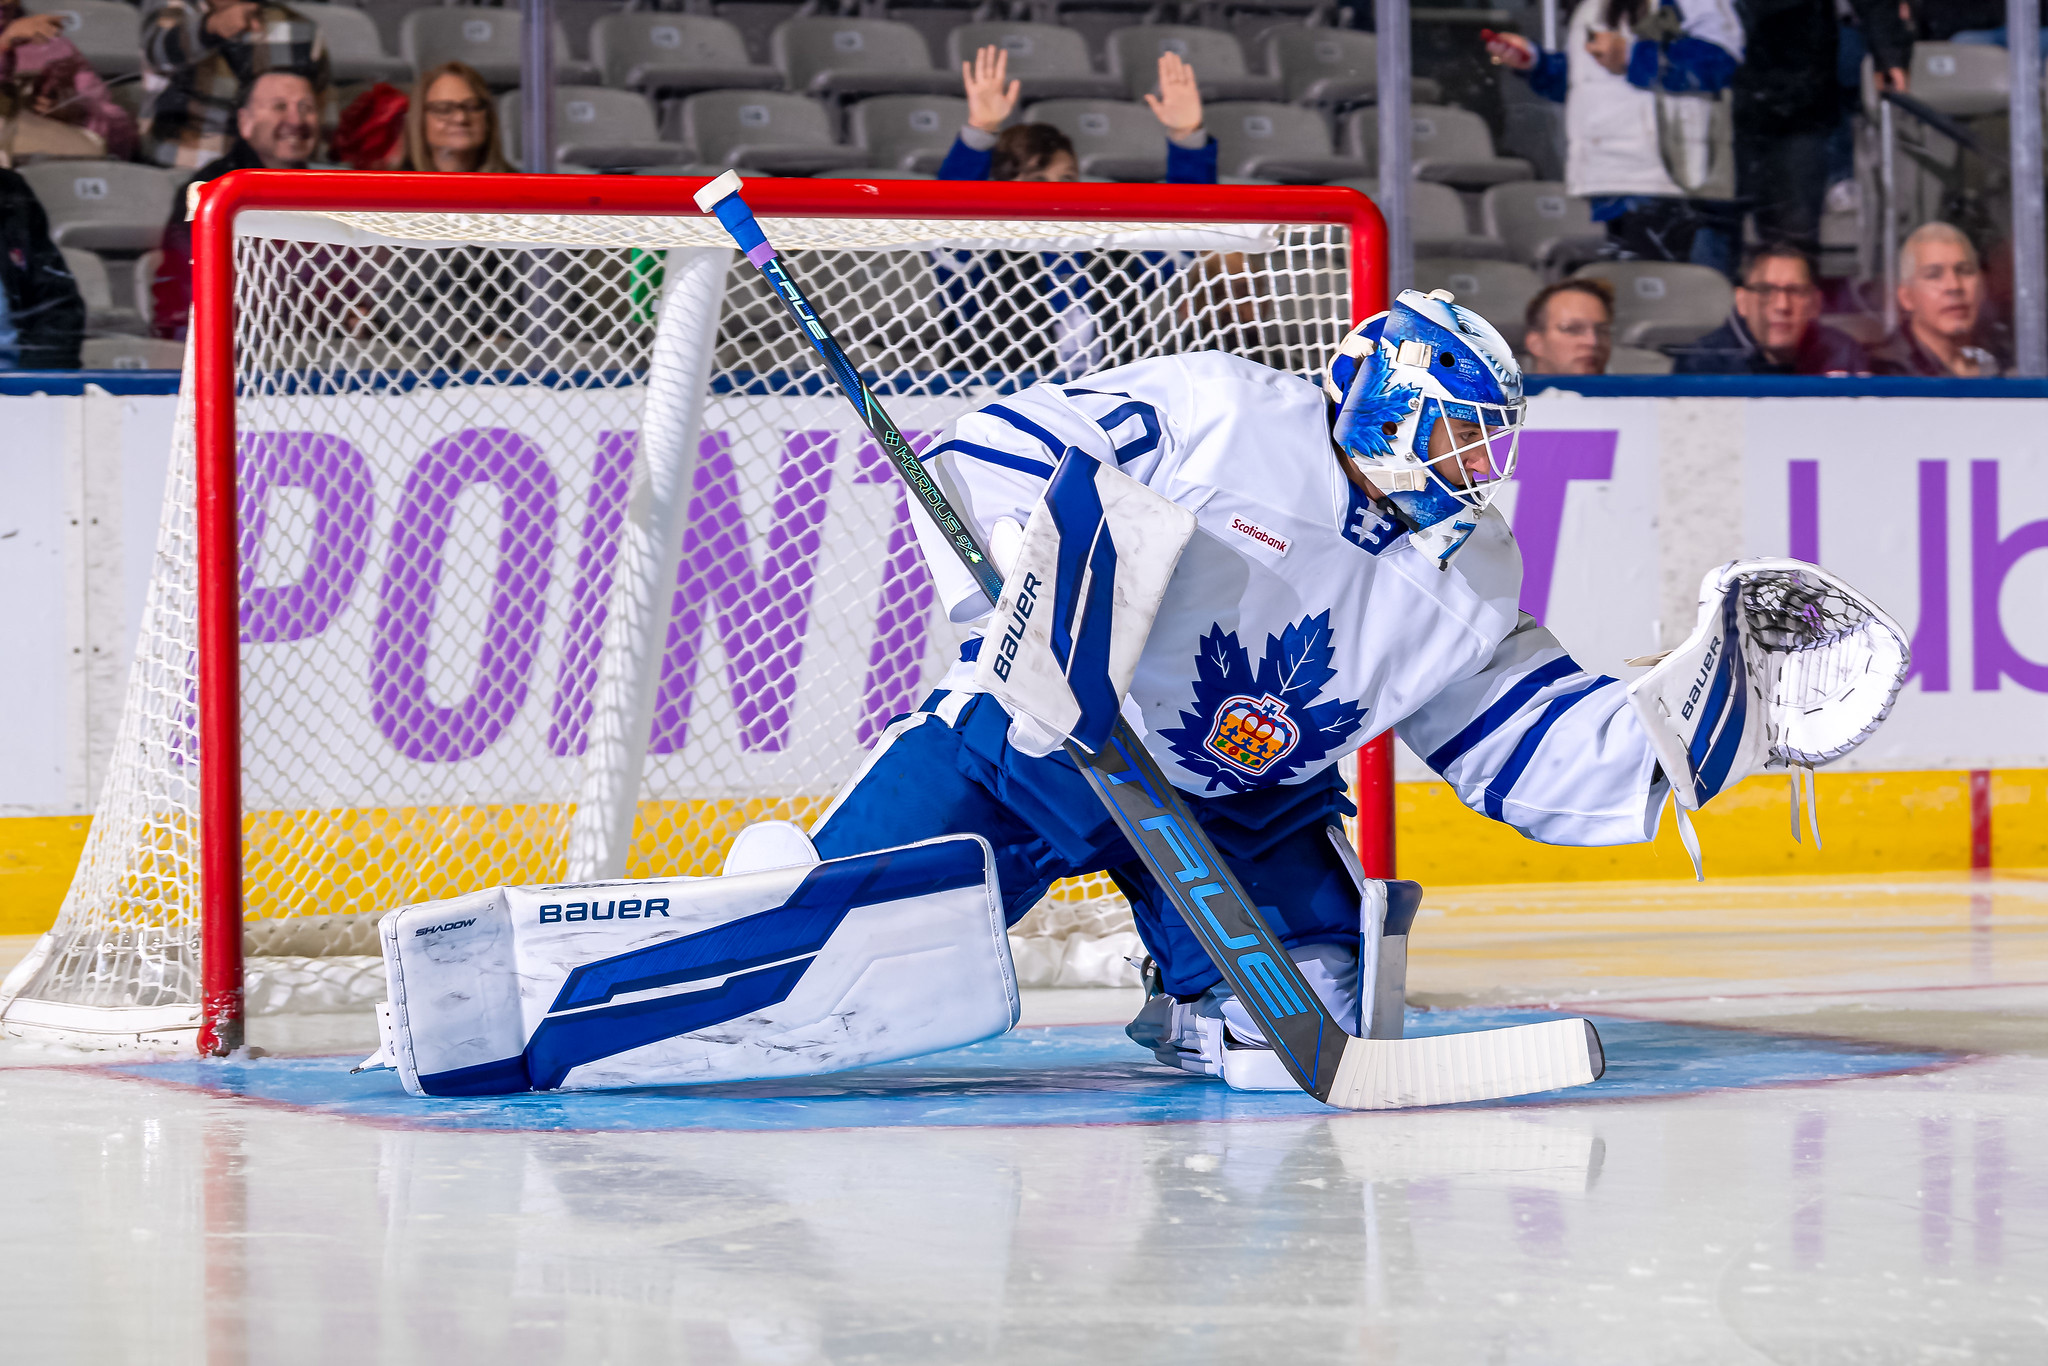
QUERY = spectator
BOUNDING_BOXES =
[1733,0,1911,257]
[938,46,1216,183]
[1522,278,1616,373]
[1674,242,1868,373]
[0,0,138,158]
[1488,0,1743,272]
[1869,222,2001,377]
[404,61,509,173]
[151,69,317,339]
[331,80,407,170]
[139,0,328,169]
[0,167,84,368]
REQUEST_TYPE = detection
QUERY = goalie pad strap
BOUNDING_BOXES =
[974,448,1197,754]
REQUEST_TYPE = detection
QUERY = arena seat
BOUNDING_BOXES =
[1573,261,1733,349]
[60,247,142,337]
[944,22,1124,101]
[22,0,140,77]
[591,14,781,97]
[1904,42,2010,118]
[499,87,685,170]
[1412,257,1542,348]
[1206,102,1367,183]
[401,9,597,88]
[1105,26,1281,103]
[81,337,187,370]
[772,17,958,98]
[715,0,801,65]
[1481,181,1606,275]
[1605,344,1675,375]
[292,2,410,85]
[1330,180,1511,260]
[671,90,870,173]
[1025,98,1167,181]
[848,95,970,174]
[20,162,176,254]
[1262,27,1371,106]
[1347,104,1534,190]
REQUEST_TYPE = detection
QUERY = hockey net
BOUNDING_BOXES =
[0,176,1373,1049]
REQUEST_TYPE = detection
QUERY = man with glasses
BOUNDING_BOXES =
[1521,279,1615,376]
[1675,243,1868,375]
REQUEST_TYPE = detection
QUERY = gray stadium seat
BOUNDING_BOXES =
[1260,27,1446,107]
[1572,261,1732,349]
[401,9,597,89]
[1482,181,1606,274]
[1906,42,2010,118]
[1412,258,1542,348]
[292,3,409,85]
[1347,104,1534,189]
[1263,27,1371,106]
[1105,26,1281,103]
[1605,344,1674,375]
[771,18,957,98]
[1206,102,1366,183]
[60,247,141,336]
[848,95,969,174]
[81,336,186,370]
[1331,180,1511,260]
[944,22,1124,101]
[498,88,684,170]
[22,0,140,77]
[20,162,176,253]
[1025,98,1166,181]
[591,14,780,97]
[811,167,937,179]
[672,90,869,173]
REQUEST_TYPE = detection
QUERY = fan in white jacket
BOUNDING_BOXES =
[1487,0,1743,267]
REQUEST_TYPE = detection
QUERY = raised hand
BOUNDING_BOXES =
[0,12,67,48]
[1143,50,1203,138]
[961,44,1020,133]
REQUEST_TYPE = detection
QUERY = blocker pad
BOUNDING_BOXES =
[368,834,1017,1097]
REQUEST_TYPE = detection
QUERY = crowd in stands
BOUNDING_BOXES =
[0,0,2030,378]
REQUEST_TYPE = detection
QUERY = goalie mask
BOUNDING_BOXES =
[1325,289,1525,564]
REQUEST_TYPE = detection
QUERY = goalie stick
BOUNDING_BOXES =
[690,171,1604,1109]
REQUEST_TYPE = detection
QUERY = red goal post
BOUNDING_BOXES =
[175,173,1388,1053]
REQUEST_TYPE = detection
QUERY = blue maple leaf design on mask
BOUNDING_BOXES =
[1336,379,1420,464]
[1158,611,1367,793]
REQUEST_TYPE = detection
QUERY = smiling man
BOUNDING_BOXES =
[1870,223,2001,378]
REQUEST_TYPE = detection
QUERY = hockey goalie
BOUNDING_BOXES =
[361,287,1908,1101]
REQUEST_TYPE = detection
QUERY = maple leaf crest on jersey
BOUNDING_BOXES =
[1160,611,1366,793]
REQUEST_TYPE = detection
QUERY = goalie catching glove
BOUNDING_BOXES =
[1627,557,1910,870]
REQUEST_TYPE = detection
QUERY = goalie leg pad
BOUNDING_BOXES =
[376,835,1017,1097]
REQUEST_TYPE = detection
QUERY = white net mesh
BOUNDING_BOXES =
[1,206,1354,1039]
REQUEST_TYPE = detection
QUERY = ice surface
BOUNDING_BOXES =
[4,872,2045,1363]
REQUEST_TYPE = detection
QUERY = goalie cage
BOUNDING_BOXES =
[0,174,1395,1053]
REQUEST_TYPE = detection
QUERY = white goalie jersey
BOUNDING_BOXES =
[913,351,1670,847]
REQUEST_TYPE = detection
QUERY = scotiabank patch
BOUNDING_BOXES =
[1226,516,1289,556]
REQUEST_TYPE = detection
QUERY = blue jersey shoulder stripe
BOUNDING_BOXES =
[1481,676,1619,821]
[975,403,1070,463]
[1424,654,1582,774]
[924,438,1056,481]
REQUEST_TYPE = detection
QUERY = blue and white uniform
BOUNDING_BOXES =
[814,349,1666,997]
